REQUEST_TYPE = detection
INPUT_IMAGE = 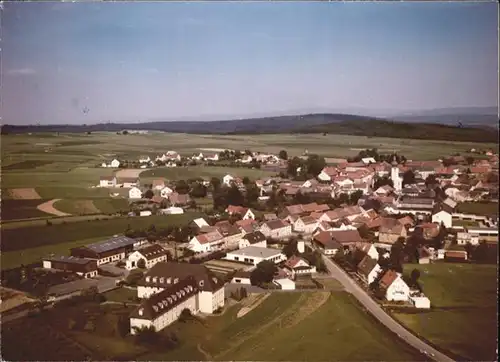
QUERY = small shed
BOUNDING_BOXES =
[273,278,296,290]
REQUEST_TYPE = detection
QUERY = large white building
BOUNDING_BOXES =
[379,270,410,302]
[132,263,225,333]
[126,244,169,270]
[225,246,286,266]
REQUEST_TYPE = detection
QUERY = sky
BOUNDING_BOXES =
[2,2,498,125]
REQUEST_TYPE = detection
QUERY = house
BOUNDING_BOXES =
[168,192,191,206]
[293,216,318,235]
[225,205,255,220]
[225,246,286,266]
[357,255,382,285]
[284,256,316,278]
[456,231,480,245]
[317,167,338,182]
[378,218,407,245]
[70,236,147,265]
[431,204,453,228]
[100,176,117,188]
[129,187,142,199]
[235,218,258,234]
[378,270,410,301]
[409,292,431,309]
[42,256,98,278]
[312,232,342,255]
[204,153,219,162]
[140,210,152,217]
[190,218,210,230]
[273,278,296,290]
[121,178,139,188]
[361,157,377,165]
[222,174,234,187]
[417,247,432,264]
[215,222,243,249]
[126,244,169,270]
[160,207,184,215]
[160,186,174,198]
[260,220,292,240]
[238,231,267,249]
[135,262,224,315]
[374,185,394,196]
[139,155,151,164]
[231,270,252,285]
[110,159,120,168]
[152,179,166,190]
[188,231,225,253]
[352,242,379,261]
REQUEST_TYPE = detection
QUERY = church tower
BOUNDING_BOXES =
[391,156,402,192]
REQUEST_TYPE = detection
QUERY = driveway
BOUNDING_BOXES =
[99,263,130,278]
[320,253,455,362]
[225,283,265,295]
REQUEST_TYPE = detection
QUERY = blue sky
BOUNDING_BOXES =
[2,2,498,124]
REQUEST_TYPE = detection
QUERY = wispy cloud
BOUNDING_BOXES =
[6,68,36,76]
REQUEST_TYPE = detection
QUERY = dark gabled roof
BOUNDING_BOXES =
[130,276,199,320]
[242,231,267,244]
[357,255,378,278]
[86,236,137,254]
[137,262,224,293]
[136,244,168,261]
[45,255,95,265]
[264,219,288,230]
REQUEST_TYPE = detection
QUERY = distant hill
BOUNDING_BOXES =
[290,119,497,143]
[1,113,497,143]
[392,107,498,128]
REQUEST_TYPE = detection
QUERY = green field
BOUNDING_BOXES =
[103,287,138,303]
[393,263,497,361]
[1,213,201,269]
[51,198,129,216]
[456,201,498,217]
[140,165,274,181]
[141,292,424,361]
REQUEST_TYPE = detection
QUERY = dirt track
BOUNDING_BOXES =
[37,199,71,217]
[114,169,145,178]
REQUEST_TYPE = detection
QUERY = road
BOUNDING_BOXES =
[320,254,455,362]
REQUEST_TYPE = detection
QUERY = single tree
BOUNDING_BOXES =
[278,150,288,160]
[137,258,146,269]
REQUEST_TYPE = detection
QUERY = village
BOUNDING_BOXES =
[2,146,496,340]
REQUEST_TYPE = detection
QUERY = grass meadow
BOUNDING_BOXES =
[140,292,424,362]
[393,263,498,361]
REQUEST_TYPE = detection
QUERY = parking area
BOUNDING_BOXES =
[47,275,121,297]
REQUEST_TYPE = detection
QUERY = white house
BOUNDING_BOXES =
[225,246,286,266]
[132,264,225,333]
[204,153,219,162]
[140,210,152,217]
[431,209,452,228]
[160,186,174,198]
[129,187,142,199]
[191,218,210,230]
[409,292,431,309]
[126,244,168,270]
[110,159,121,168]
[238,231,267,249]
[353,242,380,261]
[231,270,252,285]
[260,220,292,240]
[139,155,151,163]
[188,231,225,253]
[361,157,377,165]
[161,207,184,215]
[242,208,256,220]
[273,278,296,290]
[293,216,318,235]
[100,176,117,188]
[222,174,235,187]
[357,255,382,285]
[379,270,410,301]
[284,256,316,278]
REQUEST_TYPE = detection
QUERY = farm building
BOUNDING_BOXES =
[70,236,147,265]
[42,256,98,278]
[225,246,286,266]
[126,244,169,270]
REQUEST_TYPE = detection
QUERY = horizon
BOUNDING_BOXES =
[2,2,498,125]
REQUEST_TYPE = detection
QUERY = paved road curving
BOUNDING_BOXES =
[320,254,455,362]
